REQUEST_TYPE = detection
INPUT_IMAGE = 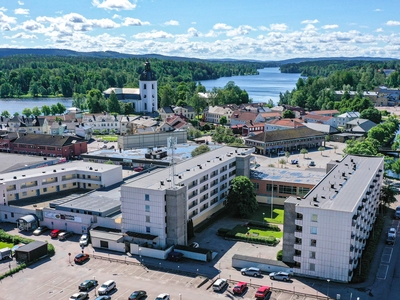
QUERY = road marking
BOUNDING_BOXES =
[377,264,388,280]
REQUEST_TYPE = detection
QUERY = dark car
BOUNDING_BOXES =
[128,290,147,300]
[74,253,90,264]
[79,279,98,291]
[95,296,111,300]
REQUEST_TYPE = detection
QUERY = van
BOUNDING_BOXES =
[98,280,116,295]
[395,206,400,219]
[213,278,228,292]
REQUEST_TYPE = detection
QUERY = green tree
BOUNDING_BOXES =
[41,105,51,116]
[285,151,290,162]
[380,184,398,208]
[226,176,258,218]
[191,144,210,157]
[13,112,20,117]
[318,146,326,155]
[22,108,32,118]
[72,93,86,110]
[50,104,59,115]
[1,110,11,118]
[282,110,295,118]
[29,81,39,97]
[219,116,227,126]
[300,148,308,158]
[32,106,41,117]
[56,103,66,115]
[360,108,382,124]
[107,91,121,114]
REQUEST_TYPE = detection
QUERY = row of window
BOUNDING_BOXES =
[254,182,311,197]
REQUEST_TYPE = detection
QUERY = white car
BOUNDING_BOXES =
[189,242,199,248]
[79,234,89,247]
[155,293,170,300]
[98,280,116,295]
[69,292,88,300]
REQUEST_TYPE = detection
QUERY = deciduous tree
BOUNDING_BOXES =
[227,176,258,218]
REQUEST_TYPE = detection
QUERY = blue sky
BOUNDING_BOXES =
[1,0,400,60]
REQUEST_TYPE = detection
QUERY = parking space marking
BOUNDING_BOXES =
[377,264,389,280]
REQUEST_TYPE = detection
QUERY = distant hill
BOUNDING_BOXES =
[0,48,397,64]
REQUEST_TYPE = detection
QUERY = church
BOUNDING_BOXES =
[103,61,158,113]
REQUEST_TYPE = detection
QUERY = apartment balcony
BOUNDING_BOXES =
[293,255,302,263]
[294,243,302,251]
[294,231,302,238]
[295,219,303,226]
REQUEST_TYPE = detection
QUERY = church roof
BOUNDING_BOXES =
[140,61,157,81]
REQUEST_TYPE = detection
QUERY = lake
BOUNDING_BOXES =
[200,67,302,103]
[0,68,301,114]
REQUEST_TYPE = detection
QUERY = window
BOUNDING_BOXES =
[145,194,150,201]
[254,182,259,190]
[145,205,150,212]
[100,240,109,248]
[311,214,318,222]
[146,216,150,223]
[310,226,317,234]
[310,239,317,247]
[146,226,151,233]
[22,191,27,196]
[309,263,315,271]
[309,251,316,259]
[144,84,147,89]
[43,188,47,192]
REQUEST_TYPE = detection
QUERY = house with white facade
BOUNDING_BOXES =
[120,146,253,248]
[203,105,237,124]
[282,155,384,282]
[335,112,360,128]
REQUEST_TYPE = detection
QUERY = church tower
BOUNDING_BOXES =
[139,61,158,113]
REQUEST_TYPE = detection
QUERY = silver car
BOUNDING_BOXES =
[269,271,291,281]
[240,267,261,277]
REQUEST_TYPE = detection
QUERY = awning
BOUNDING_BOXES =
[17,215,36,223]
[125,231,158,240]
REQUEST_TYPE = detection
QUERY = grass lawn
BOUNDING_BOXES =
[247,205,284,224]
[229,225,283,239]
[94,135,118,142]
[0,242,13,248]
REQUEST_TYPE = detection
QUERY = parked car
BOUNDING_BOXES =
[33,226,49,236]
[128,290,147,300]
[133,167,144,172]
[74,253,90,264]
[69,292,88,300]
[58,231,73,241]
[255,286,271,299]
[213,278,228,292]
[155,293,170,300]
[98,280,116,295]
[233,281,247,294]
[101,145,107,149]
[291,159,298,165]
[241,267,261,277]
[108,145,115,149]
[269,271,291,282]
[395,206,400,219]
[50,229,62,238]
[167,251,183,262]
[79,279,98,291]
[94,296,111,300]
[79,234,89,247]
[309,161,316,167]
[189,242,199,248]
[387,227,396,245]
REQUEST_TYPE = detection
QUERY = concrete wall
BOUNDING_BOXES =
[232,255,293,274]
[282,200,297,263]
[130,243,173,260]
[256,195,286,206]
[118,131,187,150]
[92,237,125,253]
[166,186,187,246]
[0,205,39,224]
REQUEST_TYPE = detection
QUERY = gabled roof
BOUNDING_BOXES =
[303,114,333,121]
[304,123,339,134]
[230,110,259,121]
[309,109,340,116]
[14,133,86,147]
[247,127,324,143]
[338,111,360,118]
[260,111,281,119]
[347,118,376,133]
[266,118,305,128]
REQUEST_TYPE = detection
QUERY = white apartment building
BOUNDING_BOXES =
[204,106,236,124]
[120,146,253,248]
[336,112,360,128]
[282,155,384,282]
[0,162,122,204]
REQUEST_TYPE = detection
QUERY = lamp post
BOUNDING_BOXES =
[263,212,265,225]
[179,293,182,300]
[327,279,330,298]
[270,173,274,219]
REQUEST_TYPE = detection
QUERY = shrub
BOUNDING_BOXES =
[277,250,283,261]
[247,221,281,231]
[47,243,55,256]
[217,228,231,237]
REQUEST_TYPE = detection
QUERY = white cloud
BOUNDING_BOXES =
[164,20,179,26]
[187,27,199,37]
[18,1,24,5]
[122,17,150,26]
[133,30,173,39]
[376,28,384,32]
[226,25,254,37]
[112,14,121,19]
[322,24,339,29]
[0,7,7,12]
[301,19,319,24]
[387,20,400,26]
[92,0,136,11]
[303,24,317,31]
[204,30,218,38]
[375,8,382,12]
[270,23,288,31]
[5,32,37,39]
[258,26,268,31]
[213,23,232,30]
[21,20,45,32]
[0,12,17,24]
[91,18,120,29]
[14,8,29,15]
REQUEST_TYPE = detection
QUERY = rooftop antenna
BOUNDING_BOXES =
[167,136,177,188]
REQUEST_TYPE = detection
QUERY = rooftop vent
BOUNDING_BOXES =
[89,167,93,170]
[160,181,164,186]
[13,176,17,179]
[53,170,56,172]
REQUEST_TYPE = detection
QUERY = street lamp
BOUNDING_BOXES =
[179,294,182,300]
[327,279,330,298]
[263,212,265,225]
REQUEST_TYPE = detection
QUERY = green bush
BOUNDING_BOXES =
[277,250,283,261]
[247,221,281,231]
[47,243,55,256]
[0,263,26,280]
[217,228,231,237]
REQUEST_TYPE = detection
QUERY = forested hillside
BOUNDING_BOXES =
[0,55,264,99]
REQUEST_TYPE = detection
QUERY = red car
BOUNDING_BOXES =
[74,253,90,264]
[255,286,270,299]
[133,167,143,172]
[50,229,61,238]
[233,281,247,294]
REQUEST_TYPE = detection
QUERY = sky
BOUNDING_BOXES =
[1,0,400,61]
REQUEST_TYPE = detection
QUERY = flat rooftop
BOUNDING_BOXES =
[123,146,254,190]
[251,167,325,185]
[0,153,58,174]
[290,155,384,212]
